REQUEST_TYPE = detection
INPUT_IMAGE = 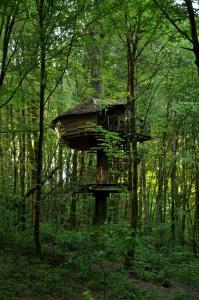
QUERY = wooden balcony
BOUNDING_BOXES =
[101,115,151,142]
[77,157,129,187]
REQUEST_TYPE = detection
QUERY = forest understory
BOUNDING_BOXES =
[1,224,199,300]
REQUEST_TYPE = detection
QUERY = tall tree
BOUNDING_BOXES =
[34,0,46,256]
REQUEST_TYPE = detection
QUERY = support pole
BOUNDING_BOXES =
[93,149,109,224]
[93,191,109,225]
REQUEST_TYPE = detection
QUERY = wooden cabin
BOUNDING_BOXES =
[51,98,150,150]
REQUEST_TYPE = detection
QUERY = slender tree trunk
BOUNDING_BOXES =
[27,131,37,224]
[141,159,151,235]
[193,126,199,254]
[0,111,6,192]
[184,0,199,74]
[58,142,63,188]
[153,0,199,75]
[70,150,78,227]
[156,132,167,248]
[139,163,143,231]
[0,13,16,88]
[156,152,163,225]
[90,29,103,96]
[193,165,199,254]
[79,151,87,225]
[10,105,17,194]
[125,29,139,264]
[19,109,26,230]
[58,142,64,225]
[170,129,178,246]
[163,174,169,223]
[180,161,187,246]
[34,0,46,256]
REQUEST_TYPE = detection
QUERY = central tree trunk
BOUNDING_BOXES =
[93,150,109,224]
[89,20,108,224]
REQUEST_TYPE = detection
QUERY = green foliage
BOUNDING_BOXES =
[134,237,199,288]
[1,224,199,299]
[96,126,126,159]
[0,223,137,299]
[83,290,94,300]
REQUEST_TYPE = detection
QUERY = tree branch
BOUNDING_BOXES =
[24,166,60,199]
[44,34,75,105]
[152,0,192,43]
[0,61,38,109]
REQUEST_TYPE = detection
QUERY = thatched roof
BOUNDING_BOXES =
[51,98,125,126]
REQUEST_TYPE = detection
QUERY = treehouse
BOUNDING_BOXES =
[51,98,151,224]
[51,98,151,151]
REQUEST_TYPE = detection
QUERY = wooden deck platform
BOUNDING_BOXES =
[76,183,129,194]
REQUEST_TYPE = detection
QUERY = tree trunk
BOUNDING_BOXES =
[58,141,64,225]
[184,0,199,74]
[70,150,78,227]
[193,126,199,254]
[170,129,178,246]
[89,24,108,224]
[34,0,46,257]
[180,161,187,246]
[93,150,109,224]
[141,159,151,235]
[193,165,199,254]
[125,29,139,264]
[10,105,18,194]
[19,109,26,230]
[0,13,16,88]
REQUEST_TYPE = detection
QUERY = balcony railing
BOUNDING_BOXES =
[101,115,151,140]
[78,157,128,186]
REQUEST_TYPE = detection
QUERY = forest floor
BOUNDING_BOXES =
[17,277,199,300]
[132,277,199,299]
[20,280,199,300]
[1,224,199,300]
